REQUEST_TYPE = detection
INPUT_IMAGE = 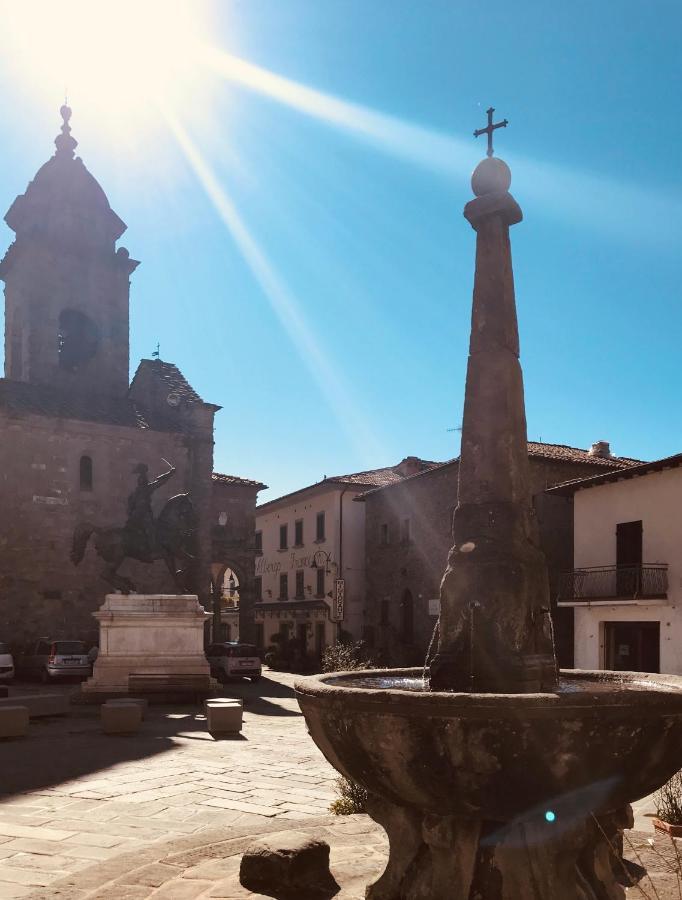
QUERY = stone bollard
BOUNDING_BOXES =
[240,830,338,899]
[206,699,242,735]
[0,705,29,739]
[101,701,142,734]
[105,698,148,720]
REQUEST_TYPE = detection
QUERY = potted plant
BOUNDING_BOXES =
[652,770,682,837]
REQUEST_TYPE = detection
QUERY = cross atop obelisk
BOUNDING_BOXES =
[473,106,508,158]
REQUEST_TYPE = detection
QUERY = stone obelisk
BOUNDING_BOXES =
[430,120,558,692]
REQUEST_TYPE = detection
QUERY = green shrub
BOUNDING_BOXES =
[329,776,369,815]
[654,770,682,826]
[322,640,373,673]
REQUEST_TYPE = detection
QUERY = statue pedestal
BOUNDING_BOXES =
[80,594,213,701]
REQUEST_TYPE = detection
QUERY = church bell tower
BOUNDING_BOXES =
[0,106,139,397]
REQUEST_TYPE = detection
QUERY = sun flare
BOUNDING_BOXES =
[0,0,213,145]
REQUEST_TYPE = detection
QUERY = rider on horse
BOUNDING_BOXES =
[125,460,176,562]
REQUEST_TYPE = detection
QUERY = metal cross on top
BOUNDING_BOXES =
[474,107,508,158]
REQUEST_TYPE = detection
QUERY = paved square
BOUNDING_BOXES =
[0,671,338,898]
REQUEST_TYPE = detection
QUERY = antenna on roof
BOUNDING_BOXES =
[152,342,160,359]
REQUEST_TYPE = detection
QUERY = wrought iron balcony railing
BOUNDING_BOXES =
[557,565,668,603]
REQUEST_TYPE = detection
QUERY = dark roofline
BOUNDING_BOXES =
[354,441,643,501]
[213,472,268,491]
[256,478,363,512]
[546,453,682,496]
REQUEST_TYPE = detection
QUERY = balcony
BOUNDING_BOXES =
[557,565,668,604]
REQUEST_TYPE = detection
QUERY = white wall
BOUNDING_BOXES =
[572,467,682,674]
[255,484,367,640]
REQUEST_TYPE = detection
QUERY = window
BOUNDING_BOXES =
[380,523,389,545]
[254,530,262,553]
[58,309,99,371]
[316,512,325,542]
[401,518,411,543]
[295,570,305,599]
[79,455,93,491]
[279,524,288,550]
[279,573,288,600]
[316,567,325,597]
[294,519,304,546]
[255,624,264,649]
[254,576,262,602]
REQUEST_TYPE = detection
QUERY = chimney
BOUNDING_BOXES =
[396,456,423,477]
[588,440,611,459]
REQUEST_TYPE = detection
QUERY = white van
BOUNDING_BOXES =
[0,642,15,683]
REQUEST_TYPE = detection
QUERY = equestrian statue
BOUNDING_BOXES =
[71,459,197,593]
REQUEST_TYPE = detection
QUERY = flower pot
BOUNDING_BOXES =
[652,817,682,838]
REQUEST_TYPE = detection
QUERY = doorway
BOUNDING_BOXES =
[604,621,659,673]
[297,623,308,655]
[616,521,642,596]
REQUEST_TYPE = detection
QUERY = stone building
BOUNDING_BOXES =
[210,472,267,645]
[254,457,439,657]
[0,107,261,647]
[550,453,682,675]
[359,441,640,668]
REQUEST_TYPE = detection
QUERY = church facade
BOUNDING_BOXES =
[0,107,260,647]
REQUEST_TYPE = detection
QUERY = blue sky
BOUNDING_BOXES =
[1,1,681,500]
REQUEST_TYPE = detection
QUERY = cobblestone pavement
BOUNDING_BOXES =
[24,814,388,899]
[0,671,339,899]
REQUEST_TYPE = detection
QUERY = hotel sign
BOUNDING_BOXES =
[334,579,345,622]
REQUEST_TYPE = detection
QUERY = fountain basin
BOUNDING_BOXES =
[295,668,682,823]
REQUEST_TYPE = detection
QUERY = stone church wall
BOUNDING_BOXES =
[0,411,196,648]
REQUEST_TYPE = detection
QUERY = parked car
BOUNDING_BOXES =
[206,642,262,682]
[17,639,91,683]
[0,642,14,683]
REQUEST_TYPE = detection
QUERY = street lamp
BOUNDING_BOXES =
[310,550,337,575]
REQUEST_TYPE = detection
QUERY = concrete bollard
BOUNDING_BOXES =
[0,705,29,739]
[206,699,243,735]
[105,698,148,720]
[101,702,142,734]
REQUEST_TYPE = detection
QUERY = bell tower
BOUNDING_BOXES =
[0,106,139,397]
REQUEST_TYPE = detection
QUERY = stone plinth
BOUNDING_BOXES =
[81,594,211,699]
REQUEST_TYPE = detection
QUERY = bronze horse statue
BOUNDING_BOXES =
[71,493,196,593]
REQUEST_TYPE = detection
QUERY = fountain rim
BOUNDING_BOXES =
[294,667,682,714]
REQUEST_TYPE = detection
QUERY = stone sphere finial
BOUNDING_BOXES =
[60,104,72,124]
[471,157,512,197]
[55,104,78,158]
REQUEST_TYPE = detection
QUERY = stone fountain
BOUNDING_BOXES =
[296,116,682,899]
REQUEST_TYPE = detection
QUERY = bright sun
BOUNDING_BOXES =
[1,0,213,146]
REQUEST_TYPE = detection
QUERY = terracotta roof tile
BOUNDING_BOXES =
[354,442,643,499]
[213,472,267,489]
[137,358,204,403]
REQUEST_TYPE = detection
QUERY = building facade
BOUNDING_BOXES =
[0,107,230,647]
[254,458,439,660]
[551,454,682,675]
[360,442,640,667]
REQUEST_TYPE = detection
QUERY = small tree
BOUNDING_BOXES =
[654,770,682,826]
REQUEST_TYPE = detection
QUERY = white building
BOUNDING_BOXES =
[552,454,682,675]
[254,458,439,659]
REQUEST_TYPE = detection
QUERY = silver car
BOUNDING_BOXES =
[19,639,91,683]
[0,642,14,683]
